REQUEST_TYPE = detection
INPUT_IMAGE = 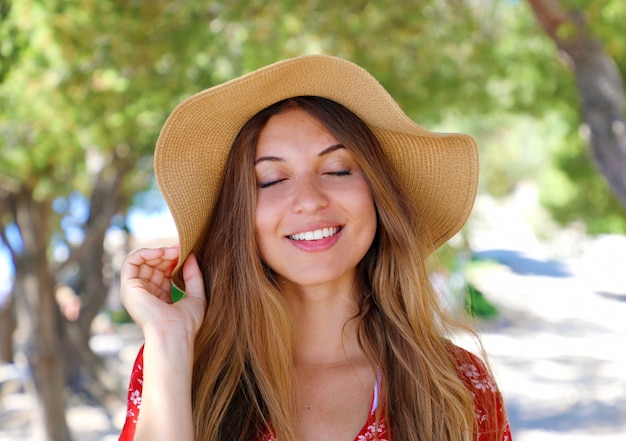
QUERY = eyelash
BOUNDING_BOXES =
[259,179,285,189]
[327,170,352,177]
[258,170,352,189]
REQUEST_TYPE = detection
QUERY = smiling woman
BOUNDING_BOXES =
[252,101,377,292]
[118,55,511,441]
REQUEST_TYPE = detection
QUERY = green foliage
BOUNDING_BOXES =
[430,244,501,320]
[2,0,625,266]
[565,0,626,61]
[108,307,132,324]
[539,131,626,234]
[503,0,626,234]
[464,283,499,320]
[0,0,25,83]
[463,0,626,234]
[4,3,626,436]
[444,111,573,198]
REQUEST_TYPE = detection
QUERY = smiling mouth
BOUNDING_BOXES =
[287,226,342,241]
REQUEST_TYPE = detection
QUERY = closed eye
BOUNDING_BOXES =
[258,178,286,189]
[326,170,352,177]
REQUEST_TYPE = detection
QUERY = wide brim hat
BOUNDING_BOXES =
[155,54,478,288]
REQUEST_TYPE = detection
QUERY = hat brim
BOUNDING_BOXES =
[154,55,478,283]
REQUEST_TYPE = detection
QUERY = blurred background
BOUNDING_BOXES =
[1,0,625,440]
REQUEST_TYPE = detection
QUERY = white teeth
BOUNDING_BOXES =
[289,227,340,241]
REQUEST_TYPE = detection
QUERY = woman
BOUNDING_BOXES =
[119,55,511,441]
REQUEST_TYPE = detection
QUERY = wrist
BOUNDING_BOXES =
[142,324,196,352]
[135,327,196,441]
[141,326,195,394]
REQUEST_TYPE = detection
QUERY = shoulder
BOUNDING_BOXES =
[447,344,498,395]
[447,343,513,441]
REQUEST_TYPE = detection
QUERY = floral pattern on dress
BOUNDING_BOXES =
[259,415,389,441]
[458,361,498,393]
[258,372,387,441]
[449,345,512,441]
[118,344,512,441]
[119,346,144,441]
[356,420,388,441]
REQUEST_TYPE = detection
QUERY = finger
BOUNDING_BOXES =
[181,253,206,300]
[120,247,181,305]
[125,245,179,266]
[122,246,179,280]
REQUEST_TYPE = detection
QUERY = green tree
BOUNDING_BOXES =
[3,1,626,439]
[0,2,493,437]
[1,1,226,438]
[1,1,341,438]
[527,0,626,232]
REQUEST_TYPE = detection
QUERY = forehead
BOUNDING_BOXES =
[255,107,339,157]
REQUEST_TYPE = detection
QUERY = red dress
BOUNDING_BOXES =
[119,345,512,441]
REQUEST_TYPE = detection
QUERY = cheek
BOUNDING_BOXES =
[353,181,376,218]
[355,188,378,245]
[362,200,378,242]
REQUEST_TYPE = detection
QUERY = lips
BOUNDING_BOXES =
[287,226,342,241]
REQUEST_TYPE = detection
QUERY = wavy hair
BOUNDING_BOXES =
[191,96,483,441]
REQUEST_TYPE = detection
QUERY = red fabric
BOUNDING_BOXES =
[119,344,512,441]
[119,345,143,441]
[448,345,513,441]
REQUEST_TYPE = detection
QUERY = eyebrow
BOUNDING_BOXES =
[254,143,345,165]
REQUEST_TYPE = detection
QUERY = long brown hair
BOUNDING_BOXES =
[191,96,481,441]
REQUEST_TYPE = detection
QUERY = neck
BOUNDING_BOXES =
[282,282,364,367]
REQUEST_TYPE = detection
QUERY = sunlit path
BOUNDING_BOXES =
[469,194,626,441]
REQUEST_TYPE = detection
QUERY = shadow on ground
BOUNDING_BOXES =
[506,396,626,434]
[478,303,613,337]
[595,291,626,302]
[474,250,572,278]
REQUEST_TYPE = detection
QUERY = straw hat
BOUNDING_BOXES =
[155,55,478,287]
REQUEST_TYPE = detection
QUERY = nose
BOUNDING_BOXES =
[291,175,328,214]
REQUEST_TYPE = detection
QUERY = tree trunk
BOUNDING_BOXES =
[0,198,17,365]
[61,234,121,405]
[59,153,133,404]
[527,0,626,209]
[13,189,71,441]
[0,290,16,363]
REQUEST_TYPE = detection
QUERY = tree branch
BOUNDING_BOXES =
[527,0,626,209]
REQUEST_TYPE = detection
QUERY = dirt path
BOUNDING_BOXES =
[468,194,626,440]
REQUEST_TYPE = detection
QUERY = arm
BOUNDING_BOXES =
[120,247,206,441]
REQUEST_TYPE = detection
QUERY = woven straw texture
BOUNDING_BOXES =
[154,55,478,282]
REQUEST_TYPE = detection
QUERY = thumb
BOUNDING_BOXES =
[181,253,206,300]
